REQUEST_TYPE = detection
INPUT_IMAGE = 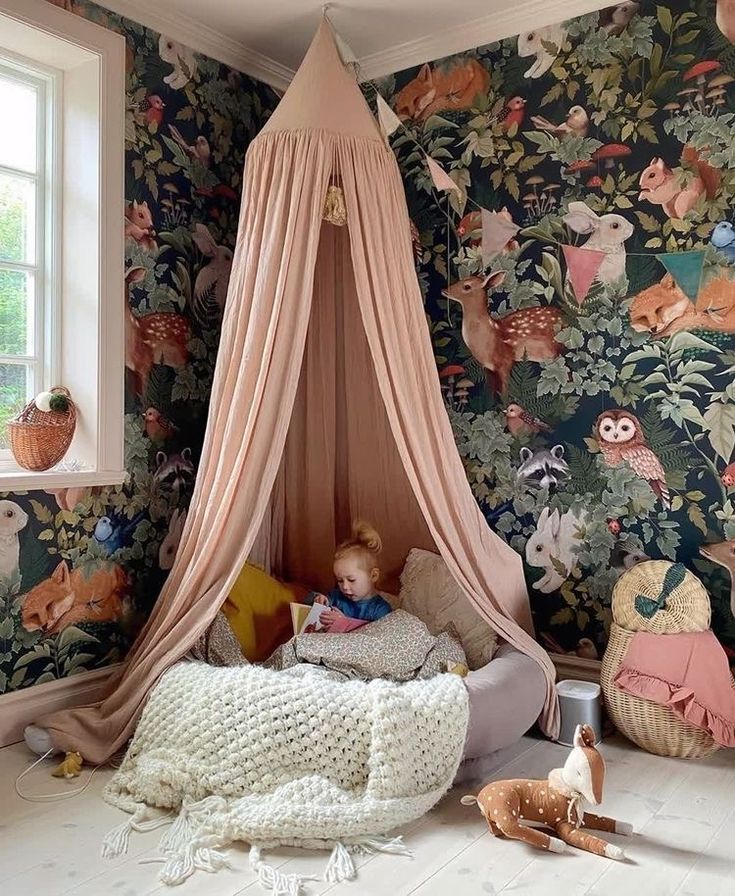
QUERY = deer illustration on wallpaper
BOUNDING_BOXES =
[442,273,562,395]
[125,266,191,396]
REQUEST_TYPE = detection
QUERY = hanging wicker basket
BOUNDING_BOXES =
[8,386,77,472]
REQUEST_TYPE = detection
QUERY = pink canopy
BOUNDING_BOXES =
[41,21,559,763]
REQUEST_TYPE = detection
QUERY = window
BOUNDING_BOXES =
[0,60,57,451]
[0,0,126,489]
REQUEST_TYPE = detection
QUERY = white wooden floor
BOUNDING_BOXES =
[1,733,733,896]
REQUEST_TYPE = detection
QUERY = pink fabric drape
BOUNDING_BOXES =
[41,23,558,763]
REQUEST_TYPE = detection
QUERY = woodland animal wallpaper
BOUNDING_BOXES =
[0,0,275,693]
[379,0,735,659]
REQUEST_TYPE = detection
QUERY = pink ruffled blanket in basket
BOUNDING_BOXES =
[614,630,735,747]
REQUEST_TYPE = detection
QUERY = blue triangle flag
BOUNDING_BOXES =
[657,250,706,300]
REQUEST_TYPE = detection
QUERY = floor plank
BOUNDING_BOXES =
[1,734,733,896]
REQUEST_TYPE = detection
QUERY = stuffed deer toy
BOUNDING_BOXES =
[462,724,632,859]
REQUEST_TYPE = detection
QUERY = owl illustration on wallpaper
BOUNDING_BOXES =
[594,411,670,508]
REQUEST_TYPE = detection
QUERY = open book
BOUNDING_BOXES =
[290,601,328,635]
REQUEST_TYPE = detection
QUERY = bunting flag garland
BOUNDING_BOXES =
[375,93,403,139]
[425,155,461,195]
[562,244,607,305]
[481,209,520,264]
[657,250,706,300]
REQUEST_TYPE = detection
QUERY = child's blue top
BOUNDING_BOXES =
[307,588,392,621]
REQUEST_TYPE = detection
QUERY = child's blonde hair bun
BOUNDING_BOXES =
[351,520,382,554]
[335,521,382,570]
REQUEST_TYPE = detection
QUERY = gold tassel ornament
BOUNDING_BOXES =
[322,184,347,227]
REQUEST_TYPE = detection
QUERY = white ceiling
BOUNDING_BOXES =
[99,0,609,90]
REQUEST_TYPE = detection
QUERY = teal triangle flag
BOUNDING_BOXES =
[657,250,706,300]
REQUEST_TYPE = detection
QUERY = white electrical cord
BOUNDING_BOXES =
[15,749,101,803]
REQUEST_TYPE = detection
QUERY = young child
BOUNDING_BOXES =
[310,522,392,631]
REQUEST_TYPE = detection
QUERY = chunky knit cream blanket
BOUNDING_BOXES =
[102,661,469,892]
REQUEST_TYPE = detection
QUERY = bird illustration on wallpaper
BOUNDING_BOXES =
[504,404,551,438]
[711,221,735,263]
[94,511,147,556]
[159,35,198,90]
[442,273,562,395]
[140,94,166,129]
[168,125,212,168]
[0,500,28,583]
[394,59,490,120]
[21,561,128,634]
[517,24,566,78]
[497,97,527,132]
[562,202,633,286]
[594,411,671,509]
[629,274,735,337]
[530,105,589,139]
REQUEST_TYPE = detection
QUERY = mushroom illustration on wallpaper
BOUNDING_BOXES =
[517,24,566,79]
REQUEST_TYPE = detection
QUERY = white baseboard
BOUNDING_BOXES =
[0,664,121,749]
[549,652,601,683]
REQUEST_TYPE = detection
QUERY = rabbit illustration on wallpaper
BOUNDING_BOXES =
[562,202,634,286]
[159,508,187,570]
[517,25,567,79]
[159,36,197,89]
[191,223,233,324]
[525,507,586,593]
[0,500,28,583]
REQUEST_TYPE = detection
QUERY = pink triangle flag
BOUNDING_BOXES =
[562,244,606,305]
[376,93,402,139]
[425,155,460,194]
[481,209,520,263]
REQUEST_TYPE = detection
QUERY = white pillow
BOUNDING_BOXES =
[398,548,498,670]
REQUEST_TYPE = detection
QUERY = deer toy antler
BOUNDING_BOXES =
[461,724,633,859]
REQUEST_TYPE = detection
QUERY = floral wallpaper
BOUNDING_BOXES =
[0,0,276,693]
[379,0,735,661]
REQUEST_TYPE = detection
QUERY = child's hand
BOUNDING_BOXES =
[313,594,329,605]
[320,607,344,630]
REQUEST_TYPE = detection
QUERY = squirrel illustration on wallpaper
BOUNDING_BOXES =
[638,147,721,219]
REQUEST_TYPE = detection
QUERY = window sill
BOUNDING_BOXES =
[0,464,128,492]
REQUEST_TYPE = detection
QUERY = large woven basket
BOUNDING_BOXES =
[601,623,720,759]
[8,387,77,471]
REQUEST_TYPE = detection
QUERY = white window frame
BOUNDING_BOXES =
[0,0,126,490]
[0,58,59,427]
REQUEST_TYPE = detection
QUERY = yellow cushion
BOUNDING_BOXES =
[222,563,295,662]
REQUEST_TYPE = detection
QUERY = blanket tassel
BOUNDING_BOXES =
[250,845,317,896]
[324,842,355,883]
[101,803,172,859]
[158,836,229,886]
